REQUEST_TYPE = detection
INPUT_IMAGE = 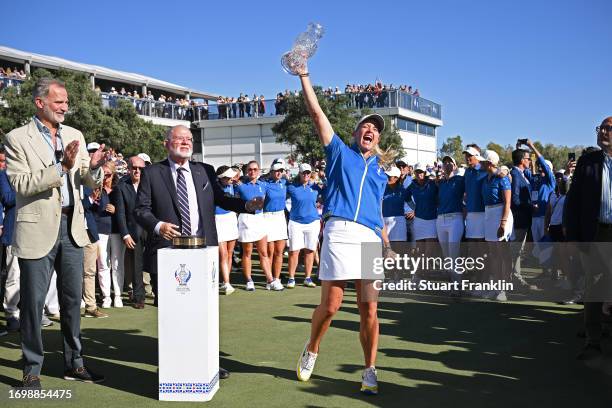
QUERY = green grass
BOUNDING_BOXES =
[1,270,611,407]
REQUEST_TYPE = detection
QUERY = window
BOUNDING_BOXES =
[396,118,417,132]
[418,123,435,136]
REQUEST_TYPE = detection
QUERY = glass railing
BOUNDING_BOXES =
[99,89,442,122]
[0,76,25,93]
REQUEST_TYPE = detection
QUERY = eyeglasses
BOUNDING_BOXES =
[171,137,193,143]
[596,125,612,134]
[247,168,259,172]
[131,166,145,171]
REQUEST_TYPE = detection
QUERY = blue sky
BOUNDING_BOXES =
[1,0,610,149]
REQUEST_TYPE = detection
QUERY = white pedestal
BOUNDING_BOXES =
[158,247,219,401]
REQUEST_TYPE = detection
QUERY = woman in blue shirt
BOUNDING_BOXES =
[287,163,321,288]
[382,166,409,241]
[481,149,514,301]
[263,161,289,287]
[295,67,394,395]
[214,165,240,295]
[405,163,438,241]
[235,160,281,291]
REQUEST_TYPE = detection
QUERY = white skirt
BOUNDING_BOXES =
[263,210,288,242]
[319,217,381,281]
[465,212,485,239]
[288,219,321,251]
[413,217,437,240]
[215,212,239,243]
[238,213,267,243]
[484,204,514,242]
[384,215,407,241]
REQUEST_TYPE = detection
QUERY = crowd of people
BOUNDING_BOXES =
[0,66,27,92]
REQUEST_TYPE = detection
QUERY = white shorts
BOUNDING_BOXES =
[288,219,321,251]
[413,217,437,240]
[263,211,288,242]
[238,213,267,243]
[384,216,407,241]
[465,212,485,239]
[484,204,514,242]
[319,217,381,281]
[215,212,239,243]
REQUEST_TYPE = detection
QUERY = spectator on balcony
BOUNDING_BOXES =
[259,95,266,116]
[413,89,420,97]
[244,94,251,117]
[252,94,260,117]
[109,87,118,95]
[119,87,126,96]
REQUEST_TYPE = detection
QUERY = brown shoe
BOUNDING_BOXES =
[132,302,145,309]
[83,308,109,318]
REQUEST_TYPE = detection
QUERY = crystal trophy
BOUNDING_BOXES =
[281,22,325,75]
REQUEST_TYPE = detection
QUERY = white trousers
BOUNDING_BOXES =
[110,233,126,297]
[3,246,20,318]
[436,213,464,279]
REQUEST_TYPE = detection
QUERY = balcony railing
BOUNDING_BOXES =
[0,76,24,94]
[99,89,442,122]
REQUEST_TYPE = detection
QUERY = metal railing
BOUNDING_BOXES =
[99,89,442,122]
[0,76,24,93]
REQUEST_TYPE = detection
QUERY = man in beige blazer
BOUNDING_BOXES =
[5,78,108,388]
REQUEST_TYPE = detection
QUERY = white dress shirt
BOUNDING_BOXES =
[154,158,201,236]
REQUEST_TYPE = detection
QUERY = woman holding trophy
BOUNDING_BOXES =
[284,23,394,395]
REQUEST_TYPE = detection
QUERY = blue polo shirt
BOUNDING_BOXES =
[405,180,438,220]
[288,182,321,224]
[263,179,287,212]
[437,175,465,215]
[533,157,556,217]
[482,175,511,206]
[382,184,409,217]
[323,134,387,237]
[236,180,266,214]
[464,165,487,213]
[215,184,235,215]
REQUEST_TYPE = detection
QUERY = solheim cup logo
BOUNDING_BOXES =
[174,264,192,294]
[281,22,325,76]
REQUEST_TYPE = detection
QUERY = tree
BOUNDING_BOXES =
[439,135,464,164]
[272,87,404,164]
[0,68,167,161]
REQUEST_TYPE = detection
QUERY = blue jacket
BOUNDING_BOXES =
[510,165,535,229]
[0,170,16,245]
[82,186,100,242]
[532,158,556,217]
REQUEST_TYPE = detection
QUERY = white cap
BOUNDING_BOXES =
[219,167,237,178]
[442,155,457,166]
[354,113,385,133]
[271,162,285,171]
[463,146,484,161]
[384,166,401,178]
[137,153,151,164]
[272,157,285,166]
[86,142,100,151]
[482,149,500,166]
[299,163,312,173]
[414,162,428,172]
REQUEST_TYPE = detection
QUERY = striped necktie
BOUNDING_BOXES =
[176,167,192,236]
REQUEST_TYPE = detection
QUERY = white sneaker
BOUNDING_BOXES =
[114,297,123,308]
[296,342,318,381]
[361,366,378,395]
[286,278,296,289]
[495,290,508,302]
[266,279,284,291]
[80,300,85,309]
[246,280,256,291]
[101,297,112,309]
[220,283,235,295]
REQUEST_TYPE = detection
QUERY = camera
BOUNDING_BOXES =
[568,152,576,161]
[517,138,528,145]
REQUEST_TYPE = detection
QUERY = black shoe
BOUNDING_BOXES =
[7,317,20,332]
[22,375,41,389]
[576,343,602,361]
[219,367,230,380]
[64,366,105,383]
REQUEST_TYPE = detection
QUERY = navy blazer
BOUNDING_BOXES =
[564,149,605,242]
[135,159,249,275]
[82,186,100,243]
[111,178,143,239]
[0,170,15,245]
[510,166,534,229]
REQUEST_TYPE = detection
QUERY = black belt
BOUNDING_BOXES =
[61,206,74,215]
[598,223,612,229]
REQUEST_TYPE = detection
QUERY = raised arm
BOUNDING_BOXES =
[299,72,334,146]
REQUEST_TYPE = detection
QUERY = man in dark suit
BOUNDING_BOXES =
[565,116,612,360]
[135,125,262,380]
[509,139,545,289]
[112,156,147,309]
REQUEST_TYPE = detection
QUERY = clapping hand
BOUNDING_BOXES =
[62,140,79,171]
[90,143,110,170]
[245,196,264,212]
